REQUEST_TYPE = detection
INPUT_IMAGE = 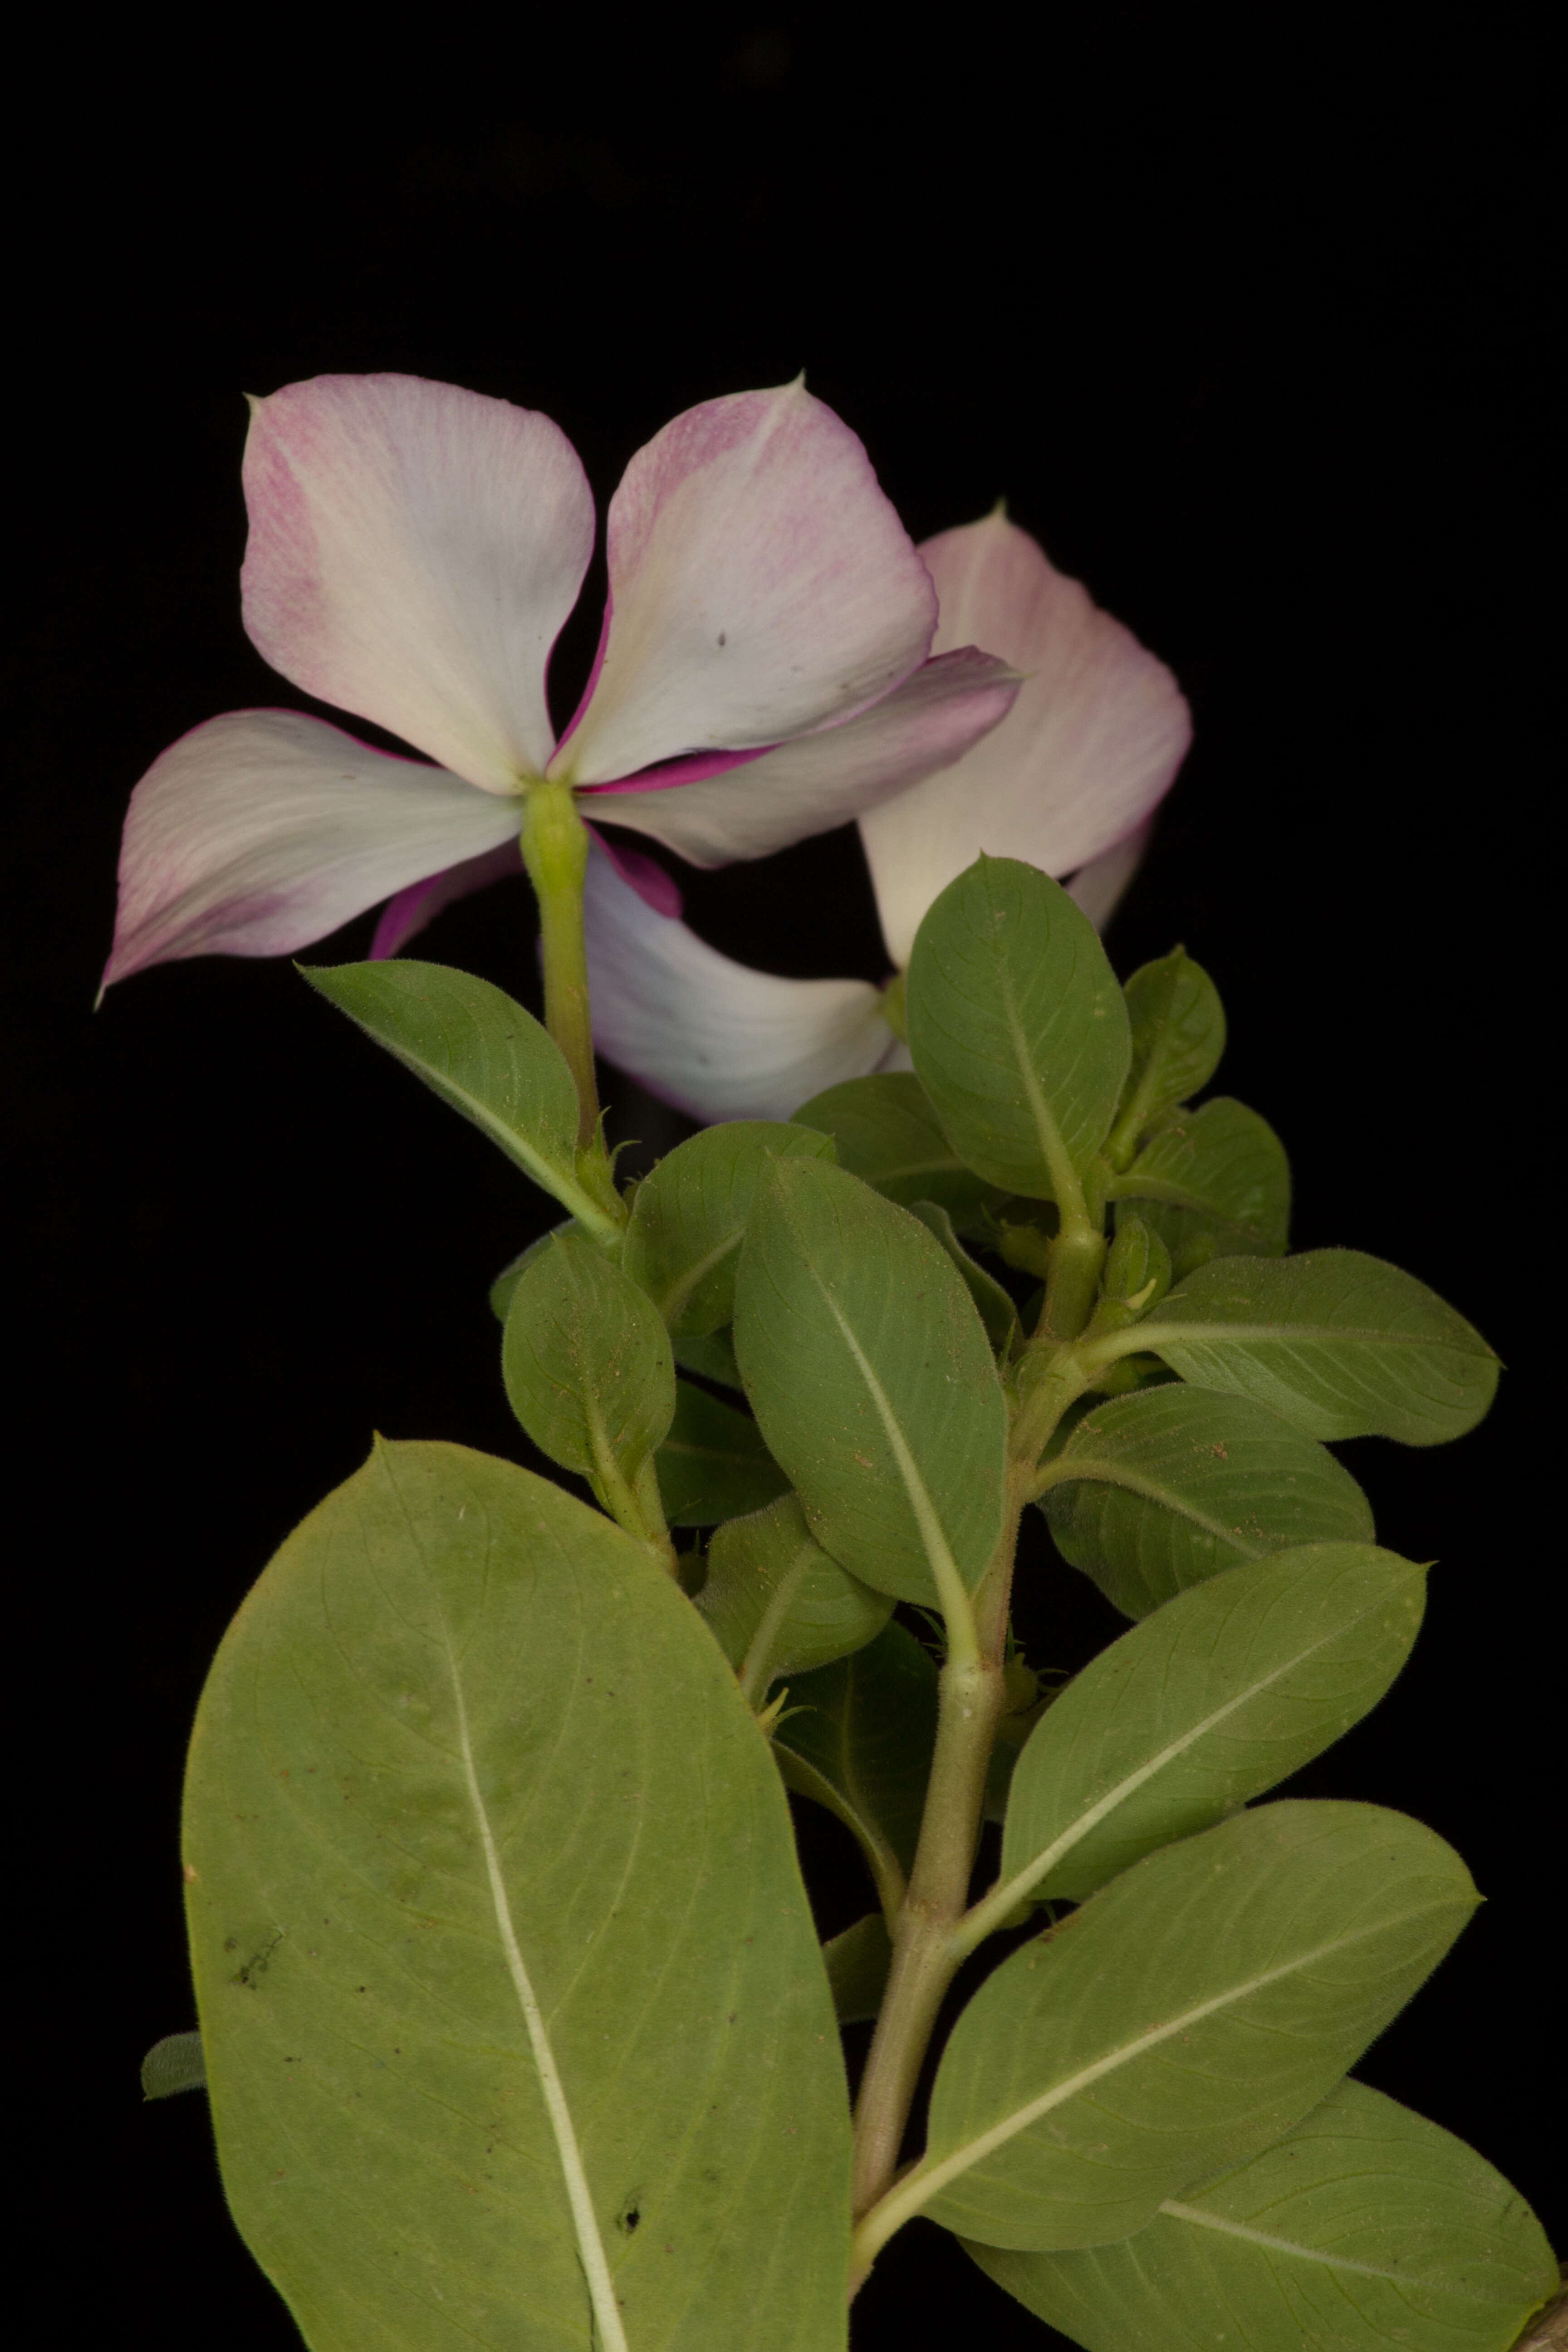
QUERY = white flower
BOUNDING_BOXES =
[103,374,1018,989]
[581,511,1191,1120]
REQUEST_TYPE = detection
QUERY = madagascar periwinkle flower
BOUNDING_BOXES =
[102,374,1021,990]
[579,510,1193,1120]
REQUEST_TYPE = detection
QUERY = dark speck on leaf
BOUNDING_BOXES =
[717,632,727,646]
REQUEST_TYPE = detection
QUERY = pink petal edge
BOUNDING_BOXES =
[585,827,684,918]
[370,838,525,958]
[578,743,771,796]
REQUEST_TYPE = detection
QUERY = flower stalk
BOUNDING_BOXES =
[520,779,599,1143]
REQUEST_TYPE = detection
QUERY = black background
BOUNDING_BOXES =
[12,13,1557,2345]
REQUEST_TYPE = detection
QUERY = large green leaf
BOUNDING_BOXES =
[790,1071,1007,1228]
[1106,947,1227,1164]
[696,1490,893,1696]
[1112,1097,1290,1277]
[878,1800,1476,2255]
[1040,1386,1376,1619]
[622,1121,835,1334]
[773,1622,939,1917]
[1129,1250,1500,1445]
[734,1157,1008,1608]
[905,857,1130,1200]
[969,2077,1559,2352]
[502,1234,674,1536]
[302,960,620,1240]
[653,1379,789,1528]
[182,1439,852,2351]
[995,1544,1426,1906]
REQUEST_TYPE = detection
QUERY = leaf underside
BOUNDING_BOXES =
[183,1438,852,2351]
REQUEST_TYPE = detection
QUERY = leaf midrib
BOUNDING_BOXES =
[1042,1455,1269,1554]
[1157,2194,1506,2300]
[815,1279,974,1624]
[994,1575,1412,1913]
[657,1228,742,1327]
[369,1033,609,1238]
[448,1659,631,2352]
[906,1895,1461,2225]
[1142,1318,1484,1356]
[997,963,1082,1213]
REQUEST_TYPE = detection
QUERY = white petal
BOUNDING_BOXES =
[859,513,1191,965]
[241,373,593,791]
[580,648,1019,867]
[556,381,936,786]
[583,843,897,1122]
[1065,817,1156,931]
[103,710,522,986]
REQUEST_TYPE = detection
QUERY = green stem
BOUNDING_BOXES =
[1039,1222,1106,1342]
[848,1493,1020,2250]
[519,781,598,1147]
[1008,1348,1093,1477]
[848,1342,1095,2297]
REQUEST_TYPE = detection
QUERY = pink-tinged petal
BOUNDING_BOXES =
[583,843,897,1122]
[1065,816,1156,932]
[580,649,1019,868]
[370,838,524,959]
[582,743,770,795]
[586,828,684,918]
[555,381,937,787]
[103,710,523,988]
[241,374,593,792]
[858,512,1192,965]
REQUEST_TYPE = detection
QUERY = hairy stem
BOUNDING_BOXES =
[1039,1220,1107,1343]
[519,781,598,1146]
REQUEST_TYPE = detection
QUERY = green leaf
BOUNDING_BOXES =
[1107,947,1227,1166]
[302,960,620,1240]
[823,1915,894,2028]
[489,1220,576,1322]
[734,1157,1008,1609]
[905,857,1131,1202]
[183,1438,852,2351]
[696,1490,893,1697]
[1131,1250,1501,1445]
[672,1328,744,1390]
[774,1622,939,1917]
[887,1800,1477,2255]
[968,2077,1559,2352]
[142,2030,206,2099]
[1113,1097,1290,1277]
[790,1070,1008,1230]
[502,1234,674,1533]
[654,1379,790,1527]
[906,1200,1020,1352]
[1040,1386,1376,1619]
[622,1120,836,1334]
[996,1543,1426,1907]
